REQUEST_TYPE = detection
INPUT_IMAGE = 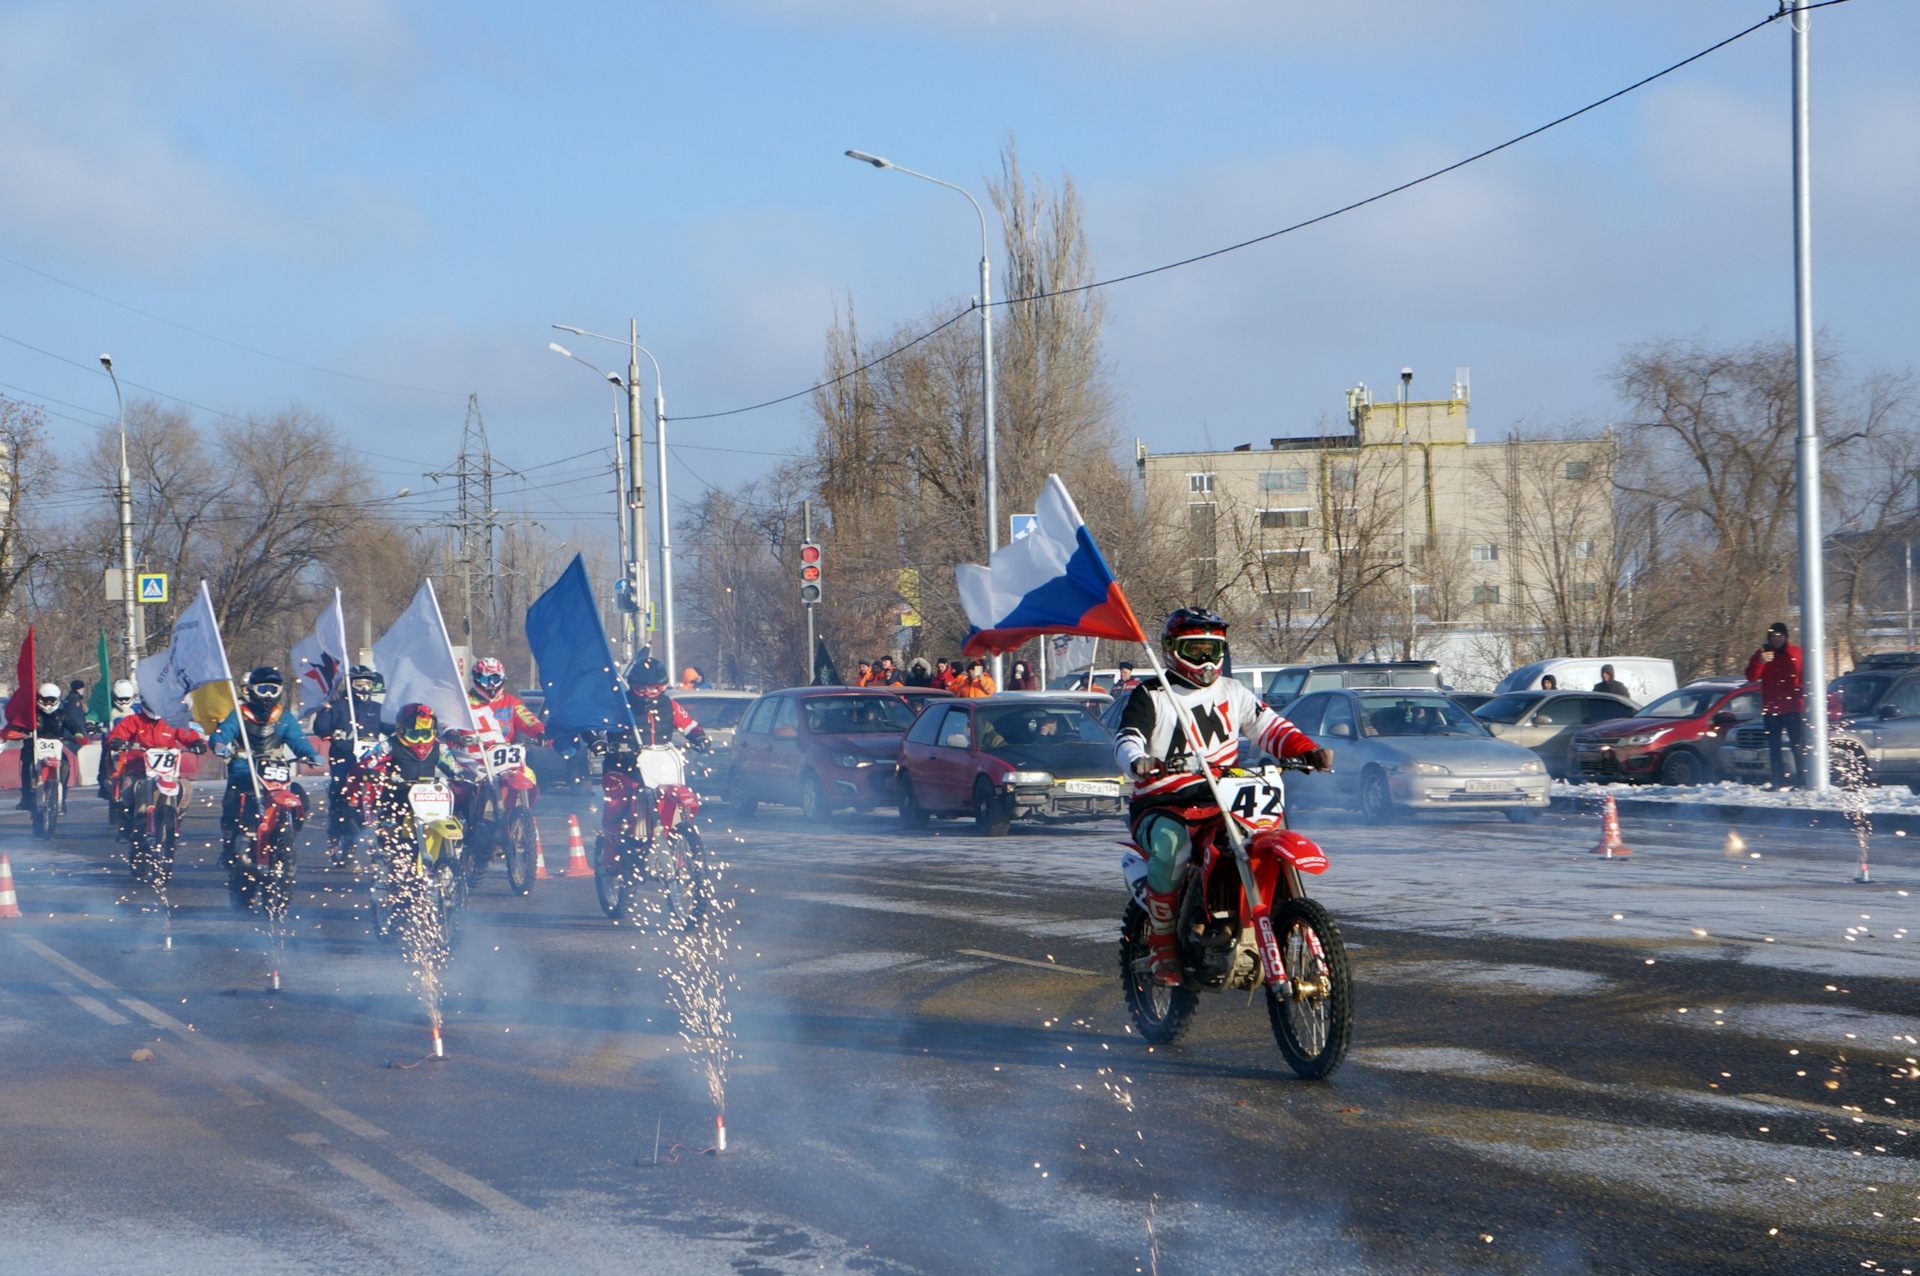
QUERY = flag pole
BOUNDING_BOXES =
[334,588,359,764]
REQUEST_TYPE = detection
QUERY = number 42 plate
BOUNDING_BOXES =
[1223,774,1285,826]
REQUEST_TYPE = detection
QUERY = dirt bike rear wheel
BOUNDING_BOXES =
[1119,900,1197,1045]
[502,808,536,896]
[1264,897,1354,1080]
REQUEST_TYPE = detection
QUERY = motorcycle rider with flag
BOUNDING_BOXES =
[1113,609,1331,987]
[7,683,82,814]
[312,665,386,861]
[595,657,708,768]
[211,666,322,838]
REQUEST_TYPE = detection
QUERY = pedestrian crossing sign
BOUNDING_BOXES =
[137,573,168,604]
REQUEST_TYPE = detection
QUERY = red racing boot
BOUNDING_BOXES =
[1143,887,1182,987]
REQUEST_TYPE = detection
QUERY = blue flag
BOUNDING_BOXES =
[526,554,635,737]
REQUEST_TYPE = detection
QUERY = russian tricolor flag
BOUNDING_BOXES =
[956,475,1148,656]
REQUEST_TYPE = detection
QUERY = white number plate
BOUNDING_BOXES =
[33,738,61,763]
[1062,779,1121,798]
[1463,778,1508,793]
[409,782,454,820]
[258,762,292,784]
[1222,773,1285,827]
[144,748,182,776]
[636,746,685,789]
[488,743,526,769]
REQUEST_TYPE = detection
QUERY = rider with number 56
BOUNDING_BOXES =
[211,667,321,843]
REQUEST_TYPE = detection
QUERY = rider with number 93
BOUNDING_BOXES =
[1114,609,1333,987]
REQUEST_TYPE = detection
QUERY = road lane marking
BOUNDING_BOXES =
[18,934,116,989]
[146,1036,265,1107]
[393,1149,546,1226]
[956,949,1098,976]
[289,1133,481,1242]
[50,979,131,1024]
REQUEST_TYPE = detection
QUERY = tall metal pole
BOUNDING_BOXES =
[1398,368,1412,660]
[1791,0,1829,793]
[804,500,816,684]
[101,356,141,672]
[635,344,674,682]
[627,320,650,655]
[608,380,632,663]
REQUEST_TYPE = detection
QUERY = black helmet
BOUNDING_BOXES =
[1161,607,1228,688]
[624,656,669,693]
[348,664,385,697]
[245,665,284,708]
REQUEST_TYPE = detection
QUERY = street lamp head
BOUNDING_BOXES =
[1400,367,1413,383]
[606,372,623,387]
[548,342,573,359]
[845,149,892,169]
[553,325,586,336]
[395,487,411,498]
[99,354,113,371]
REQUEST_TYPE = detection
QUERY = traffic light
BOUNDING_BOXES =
[799,542,822,606]
[614,578,639,613]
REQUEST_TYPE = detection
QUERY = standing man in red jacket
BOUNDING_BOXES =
[1745,621,1805,788]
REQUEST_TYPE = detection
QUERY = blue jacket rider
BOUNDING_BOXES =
[211,665,321,835]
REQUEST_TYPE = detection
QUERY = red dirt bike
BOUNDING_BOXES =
[1118,757,1354,1079]
[453,740,540,895]
[226,757,307,917]
[116,745,195,888]
[27,735,70,839]
[596,744,710,928]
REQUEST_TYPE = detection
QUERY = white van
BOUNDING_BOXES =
[1494,658,1677,706]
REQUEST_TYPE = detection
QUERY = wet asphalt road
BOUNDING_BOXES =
[3,782,1919,1274]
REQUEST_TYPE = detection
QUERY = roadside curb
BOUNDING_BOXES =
[1548,792,1920,835]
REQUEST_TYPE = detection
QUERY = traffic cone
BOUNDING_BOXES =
[564,814,593,877]
[0,852,20,919]
[1589,794,1632,857]
[534,818,551,880]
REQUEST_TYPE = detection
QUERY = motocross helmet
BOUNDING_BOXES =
[394,702,437,760]
[624,656,669,697]
[245,665,284,711]
[470,656,506,699]
[1161,607,1228,689]
[348,664,385,699]
[111,678,136,712]
[36,682,60,712]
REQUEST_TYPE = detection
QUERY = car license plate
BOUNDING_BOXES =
[1463,779,1507,793]
[1729,748,1758,763]
[1062,779,1120,797]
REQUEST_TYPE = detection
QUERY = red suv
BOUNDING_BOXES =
[1567,678,1760,785]
[727,687,951,819]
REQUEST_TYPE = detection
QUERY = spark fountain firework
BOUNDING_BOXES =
[659,845,736,1150]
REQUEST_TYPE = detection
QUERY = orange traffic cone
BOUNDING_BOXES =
[534,819,551,880]
[0,851,20,919]
[564,814,593,877]
[1589,794,1633,858]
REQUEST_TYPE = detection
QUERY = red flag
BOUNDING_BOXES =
[4,625,34,733]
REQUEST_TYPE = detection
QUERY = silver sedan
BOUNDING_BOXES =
[1279,689,1551,823]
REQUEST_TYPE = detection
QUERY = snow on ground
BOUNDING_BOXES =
[1555,778,1920,815]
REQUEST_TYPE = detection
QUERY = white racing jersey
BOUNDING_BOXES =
[1112,674,1312,805]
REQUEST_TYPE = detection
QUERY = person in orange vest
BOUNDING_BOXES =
[872,656,904,687]
[952,659,997,698]
[853,660,874,687]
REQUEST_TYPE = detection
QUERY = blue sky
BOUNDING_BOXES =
[2,0,1916,538]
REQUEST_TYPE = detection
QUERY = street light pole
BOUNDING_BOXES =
[1790,0,1830,793]
[846,148,1001,686]
[100,355,141,672]
[630,343,675,682]
[549,342,634,661]
[555,323,651,666]
[1398,367,1413,661]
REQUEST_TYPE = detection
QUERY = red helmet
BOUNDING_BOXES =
[395,703,438,760]
[1161,607,1228,688]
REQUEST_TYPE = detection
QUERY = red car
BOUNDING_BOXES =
[894,694,1128,836]
[1567,677,1761,785]
[726,687,951,820]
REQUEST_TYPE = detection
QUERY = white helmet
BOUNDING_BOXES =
[36,682,59,709]
[111,678,136,708]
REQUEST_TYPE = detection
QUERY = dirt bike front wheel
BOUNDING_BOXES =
[1264,897,1354,1080]
[1118,900,1197,1045]
[35,779,59,838]
[593,836,625,919]
[502,808,536,896]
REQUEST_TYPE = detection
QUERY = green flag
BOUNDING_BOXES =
[87,628,110,724]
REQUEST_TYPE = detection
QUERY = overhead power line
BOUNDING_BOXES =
[670,0,1862,423]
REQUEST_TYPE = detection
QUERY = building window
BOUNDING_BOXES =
[1571,581,1598,601]
[1261,509,1310,529]
[1571,539,1594,560]
[1471,543,1500,562]
[1330,467,1357,492]
[1188,472,1215,494]
[1564,460,1591,480]
[1261,549,1311,572]
[1259,468,1309,494]
[1472,585,1502,605]
[1262,588,1313,610]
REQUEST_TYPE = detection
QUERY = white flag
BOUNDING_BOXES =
[373,580,477,732]
[135,581,235,728]
[291,589,350,715]
[1048,634,1097,675]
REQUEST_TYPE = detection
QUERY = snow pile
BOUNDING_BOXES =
[1554,778,1920,815]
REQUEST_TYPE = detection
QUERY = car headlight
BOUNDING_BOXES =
[831,753,871,769]
[1394,761,1449,775]
[1519,759,1545,774]
[1620,730,1666,746]
[1006,770,1054,785]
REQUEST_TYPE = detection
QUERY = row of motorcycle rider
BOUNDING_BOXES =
[11,654,708,862]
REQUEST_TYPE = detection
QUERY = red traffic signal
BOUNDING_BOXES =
[801,565,820,582]
[799,541,823,605]
[800,544,821,565]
